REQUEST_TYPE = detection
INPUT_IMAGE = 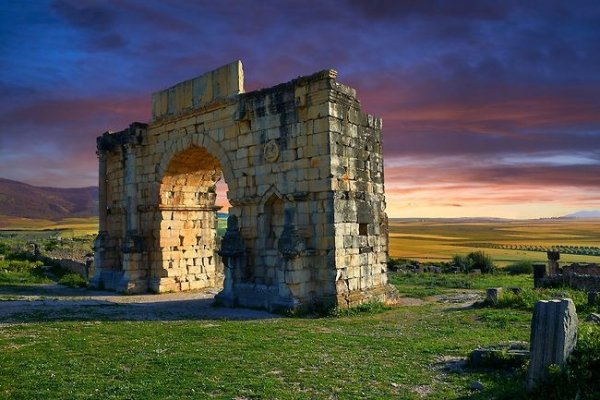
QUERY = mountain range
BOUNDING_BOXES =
[562,210,600,219]
[1,177,599,221]
[0,178,98,220]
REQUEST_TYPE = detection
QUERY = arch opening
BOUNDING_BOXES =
[153,146,228,293]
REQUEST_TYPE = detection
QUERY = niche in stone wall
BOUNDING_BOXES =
[255,193,285,286]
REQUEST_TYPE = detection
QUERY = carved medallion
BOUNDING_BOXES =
[264,140,279,162]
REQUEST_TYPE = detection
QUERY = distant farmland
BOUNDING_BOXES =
[2,216,600,267]
[388,218,600,266]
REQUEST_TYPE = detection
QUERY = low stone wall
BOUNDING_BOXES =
[563,263,600,277]
[541,274,600,291]
[43,256,94,280]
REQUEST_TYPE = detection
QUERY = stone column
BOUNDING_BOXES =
[119,140,145,293]
[98,151,108,233]
[526,299,578,391]
[91,150,110,288]
[547,251,560,276]
[124,142,138,235]
[533,263,547,289]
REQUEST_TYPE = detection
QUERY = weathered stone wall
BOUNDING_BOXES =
[92,60,394,311]
[541,274,600,291]
[563,263,600,276]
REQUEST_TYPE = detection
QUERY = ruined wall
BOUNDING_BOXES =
[93,61,395,311]
[563,263,600,277]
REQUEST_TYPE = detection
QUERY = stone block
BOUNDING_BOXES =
[486,288,503,304]
[526,299,578,391]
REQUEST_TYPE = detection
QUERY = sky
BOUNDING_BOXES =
[1,0,599,219]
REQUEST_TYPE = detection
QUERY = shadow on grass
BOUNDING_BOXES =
[454,369,529,400]
[0,283,279,323]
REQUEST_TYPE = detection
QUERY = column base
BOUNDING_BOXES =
[336,284,399,309]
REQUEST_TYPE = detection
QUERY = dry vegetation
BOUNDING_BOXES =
[388,218,600,267]
[0,216,99,235]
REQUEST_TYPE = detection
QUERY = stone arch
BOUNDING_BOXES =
[93,61,394,311]
[150,141,233,293]
[157,133,236,189]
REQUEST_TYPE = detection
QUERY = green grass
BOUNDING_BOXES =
[389,272,532,298]
[0,303,534,399]
[0,218,597,398]
[58,273,87,288]
[494,287,593,313]
[0,259,52,285]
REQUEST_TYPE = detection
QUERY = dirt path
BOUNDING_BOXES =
[0,284,484,323]
[0,284,278,322]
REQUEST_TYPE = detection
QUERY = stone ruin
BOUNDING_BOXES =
[527,299,578,391]
[92,61,396,311]
[534,251,600,291]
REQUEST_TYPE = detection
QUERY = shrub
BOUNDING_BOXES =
[0,242,10,255]
[468,251,495,273]
[506,260,533,275]
[452,251,495,273]
[0,259,43,273]
[58,273,87,288]
[452,254,472,272]
[387,257,402,271]
[44,239,60,252]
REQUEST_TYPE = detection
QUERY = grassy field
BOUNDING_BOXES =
[1,214,599,398]
[0,216,99,236]
[1,270,597,399]
[389,218,600,266]
[0,272,536,399]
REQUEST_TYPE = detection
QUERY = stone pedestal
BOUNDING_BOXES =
[526,299,578,391]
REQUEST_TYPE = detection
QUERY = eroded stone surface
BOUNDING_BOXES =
[526,298,578,391]
[92,61,394,311]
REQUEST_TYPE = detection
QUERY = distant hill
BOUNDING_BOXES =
[562,210,600,219]
[0,178,98,220]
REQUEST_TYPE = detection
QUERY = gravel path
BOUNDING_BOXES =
[0,284,278,322]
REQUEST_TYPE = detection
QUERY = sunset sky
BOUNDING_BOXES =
[1,1,599,219]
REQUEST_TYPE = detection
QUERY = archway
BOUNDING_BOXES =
[153,145,228,292]
[94,61,394,310]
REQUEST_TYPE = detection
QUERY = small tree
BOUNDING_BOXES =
[467,251,495,273]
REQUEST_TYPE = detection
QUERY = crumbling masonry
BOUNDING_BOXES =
[92,61,395,311]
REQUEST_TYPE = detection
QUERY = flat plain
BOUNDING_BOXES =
[389,218,600,266]
[0,215,99,235]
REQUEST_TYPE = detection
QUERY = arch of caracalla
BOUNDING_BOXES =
[92,61,395,311]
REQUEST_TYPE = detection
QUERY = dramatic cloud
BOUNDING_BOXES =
[1,1,599,217]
